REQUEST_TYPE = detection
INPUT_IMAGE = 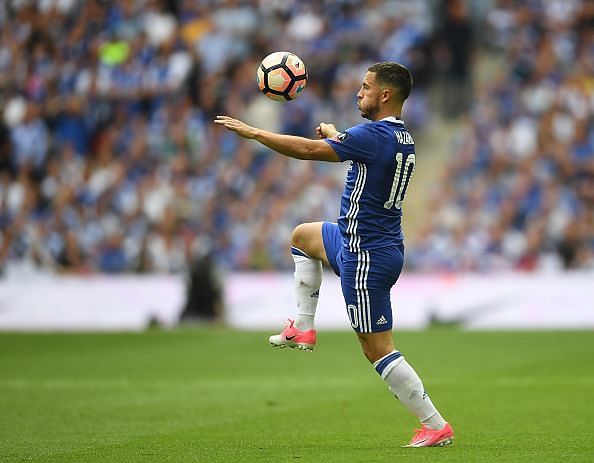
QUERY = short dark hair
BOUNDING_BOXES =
[367,62,413,103]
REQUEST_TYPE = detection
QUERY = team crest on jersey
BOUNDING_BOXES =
[333,132,349,142]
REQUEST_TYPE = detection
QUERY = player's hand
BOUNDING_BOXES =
[316,122,338,139]
[214,116,257,139]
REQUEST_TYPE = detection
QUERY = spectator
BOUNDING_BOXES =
[433,0,474,118]
[0,0,591,277]
[410,0,594,272]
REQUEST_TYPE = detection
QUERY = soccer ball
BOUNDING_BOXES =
[256,51,308,102]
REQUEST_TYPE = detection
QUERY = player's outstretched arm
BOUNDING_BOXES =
[215,115,339,162]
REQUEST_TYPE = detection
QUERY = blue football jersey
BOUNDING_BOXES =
[324,116,416,251]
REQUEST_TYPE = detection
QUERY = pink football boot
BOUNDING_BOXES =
[269,319,316,351]
[403,423,454,448]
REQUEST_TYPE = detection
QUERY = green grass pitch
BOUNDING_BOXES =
[1,328,594,462]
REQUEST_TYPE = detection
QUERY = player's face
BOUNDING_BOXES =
[357,72,381,121]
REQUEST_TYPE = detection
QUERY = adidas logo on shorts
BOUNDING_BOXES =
[376,315,388,326]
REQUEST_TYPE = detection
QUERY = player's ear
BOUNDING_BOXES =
[381,88,392,103]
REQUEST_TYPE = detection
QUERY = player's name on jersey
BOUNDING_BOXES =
[394,131,414,145]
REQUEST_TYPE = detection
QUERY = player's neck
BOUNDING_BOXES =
[373,113,402,122]
[373,106,402,122]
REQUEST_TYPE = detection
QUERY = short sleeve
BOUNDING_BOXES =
[323,123,378,163]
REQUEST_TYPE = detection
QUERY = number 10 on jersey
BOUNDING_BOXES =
[384,152,415,210]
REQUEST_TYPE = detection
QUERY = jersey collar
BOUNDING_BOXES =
[380,116,404,124]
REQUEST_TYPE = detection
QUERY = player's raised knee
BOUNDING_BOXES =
[291,223,312,252]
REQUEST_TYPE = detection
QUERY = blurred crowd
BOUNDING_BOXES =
[410,0,594,271]
[0,0,440,276]
[0,0,592,277]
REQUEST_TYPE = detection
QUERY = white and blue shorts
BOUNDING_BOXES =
[322,222,404,333]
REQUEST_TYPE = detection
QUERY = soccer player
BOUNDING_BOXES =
[214,62,454,448]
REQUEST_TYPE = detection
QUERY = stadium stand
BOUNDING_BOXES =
[409,0,594,271]
[0,0,592,276]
